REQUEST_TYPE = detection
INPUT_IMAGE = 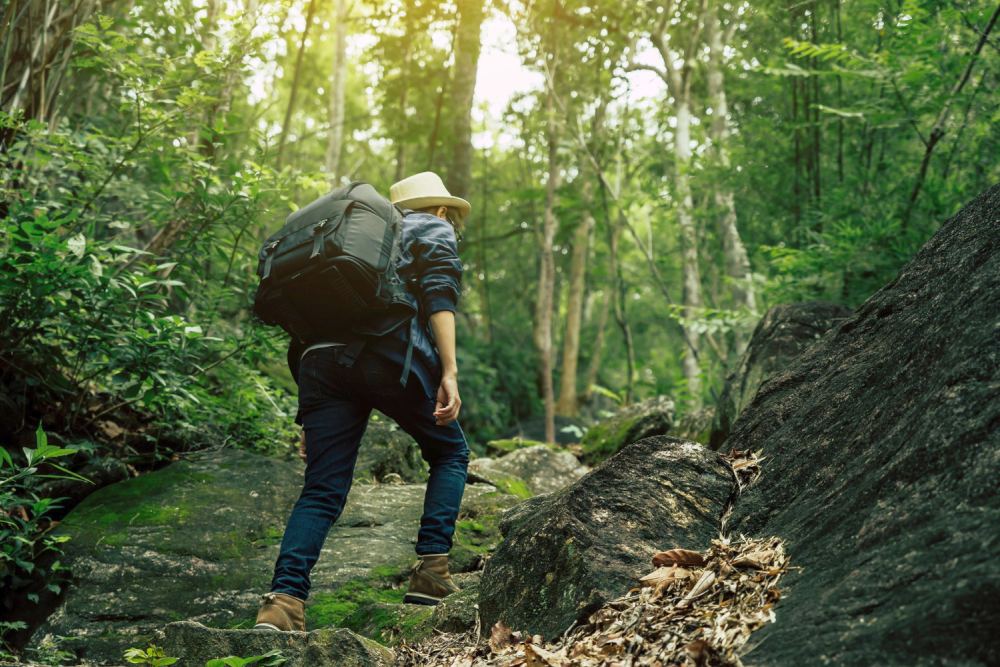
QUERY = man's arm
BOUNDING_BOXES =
[429,310,461,426]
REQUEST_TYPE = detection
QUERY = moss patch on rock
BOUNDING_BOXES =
[308,565,434,645]
[449,490,521,573]
[579,396,675,464]
[484,438,550,456]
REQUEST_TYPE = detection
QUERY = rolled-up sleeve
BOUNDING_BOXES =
[412,216,463,316]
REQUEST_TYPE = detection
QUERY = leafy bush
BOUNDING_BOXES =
[0,427,86,652]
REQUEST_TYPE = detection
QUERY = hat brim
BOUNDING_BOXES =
[394,195,471,221]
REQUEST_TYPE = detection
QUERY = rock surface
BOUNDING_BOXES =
[355,413,428,483]
[478,436,733,640]
[156,621,394,666]
[729,184,1000,665]
[708,301,851,449]
[29,448,506,664]
[671,406,715,444]
[579,396,675,463]
[468,445,589,496]
[501,415,589,445]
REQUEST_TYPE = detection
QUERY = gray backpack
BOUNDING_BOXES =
[253,182,415,344]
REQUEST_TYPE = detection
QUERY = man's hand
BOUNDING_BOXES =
[298,430,307,462]
[433,374,462,426]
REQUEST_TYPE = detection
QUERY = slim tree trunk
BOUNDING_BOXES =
[648,6,706,407]
[810,8,821,207]
[393,45,412,182]
[581,287,612,401]
[607,204,635,404]
[534,75,559,444]
[325,0,349,182]
[555,179,595,416]
[3,0,93,126]
[446,0,485,198]
[674,104,702,407]
[901,1,999,228]
[478,145,494,342]
[275,0,318,168]
[705,4,756,354]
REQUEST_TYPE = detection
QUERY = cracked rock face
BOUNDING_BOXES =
[709,301,851,450]
[477,436,734,640]
[468,445,589,496]
[28,448,497,664]
[728,184,1000,666]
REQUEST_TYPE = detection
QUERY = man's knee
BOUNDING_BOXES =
[423,437,469,468]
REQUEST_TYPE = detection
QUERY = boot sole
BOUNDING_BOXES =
[403,592,442,606]
[254,623,282,631]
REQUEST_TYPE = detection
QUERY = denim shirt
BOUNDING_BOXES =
[288,211,462,397]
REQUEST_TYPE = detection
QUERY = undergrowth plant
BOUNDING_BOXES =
[0,426,87,653]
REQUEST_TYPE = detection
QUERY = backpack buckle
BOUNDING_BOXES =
[310,220,328,259]
[261,240,280,280]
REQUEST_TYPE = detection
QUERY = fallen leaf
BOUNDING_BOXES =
[490,621,514,654]
[525,642,565,666]
[685,639,711,665]
[652,548,705,568]
[96,420,124,439]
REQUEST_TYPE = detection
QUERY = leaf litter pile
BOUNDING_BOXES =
[397,449,787,667]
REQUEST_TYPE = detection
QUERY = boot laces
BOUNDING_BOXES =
[262,592,277,604]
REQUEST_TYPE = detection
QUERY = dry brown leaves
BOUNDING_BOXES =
[722,449,764,493]
[394,535,788,667]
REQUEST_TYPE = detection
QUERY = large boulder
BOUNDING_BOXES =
[468,445,589,496]
[28,448,505,664]
[728,185,1000,665]
[355,413,428,482]
[156,621,393,666]
[709,301,851,449]
[478,436,733,640]
[579,395,675,463]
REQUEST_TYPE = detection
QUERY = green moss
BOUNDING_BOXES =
[453,515,501,556]
[484,438,550,456]
[486,475,533,499]
[308,564,438,645]
[308,563,411,631]
[580,414,640,463]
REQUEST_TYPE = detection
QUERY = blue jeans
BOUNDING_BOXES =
[270,346,470,600]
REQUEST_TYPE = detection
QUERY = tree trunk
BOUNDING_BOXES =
[2,0,94,127]
[275,0,318,168]
[581,286,612,401]
[606,204,635,404]
[705,4,756,354]
[445,0,485,198]
[534,79,559,444]
[555,179,595,416]
[673,96,703,406]
[324,0,349,182]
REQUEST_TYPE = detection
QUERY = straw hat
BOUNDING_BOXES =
[389,171,471,223]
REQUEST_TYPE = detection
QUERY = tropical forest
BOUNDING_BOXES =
[1,0,997,665]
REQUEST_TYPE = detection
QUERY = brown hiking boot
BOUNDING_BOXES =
[254,592,306,632]
[404,554,461,606]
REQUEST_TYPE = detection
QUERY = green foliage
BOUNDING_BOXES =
[205,649,286,667]
[0,426,82,649]
[123,645,178,666]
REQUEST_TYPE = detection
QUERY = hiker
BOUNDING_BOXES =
[254,172,471,633]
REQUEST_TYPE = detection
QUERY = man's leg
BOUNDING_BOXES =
[270,374,371,600]
[377,393,469,556]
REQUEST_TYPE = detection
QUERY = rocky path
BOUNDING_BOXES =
[27,447,523,664]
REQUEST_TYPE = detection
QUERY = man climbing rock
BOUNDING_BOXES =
[254,172,471,632]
